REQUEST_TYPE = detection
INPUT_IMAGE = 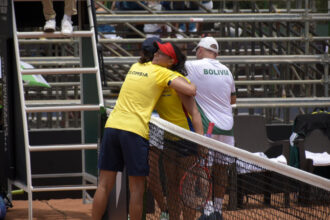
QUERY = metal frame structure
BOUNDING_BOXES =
[9,0,104,219]
[15,0,330,126]
[92,0,330,123]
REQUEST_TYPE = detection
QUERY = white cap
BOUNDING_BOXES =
[193,37,219,54]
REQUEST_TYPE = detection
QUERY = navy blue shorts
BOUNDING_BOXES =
[98,128,149,176]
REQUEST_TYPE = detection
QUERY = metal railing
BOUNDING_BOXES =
[94,0,329,124]
[17,0,330,126]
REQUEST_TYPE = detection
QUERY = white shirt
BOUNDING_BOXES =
[186,58,235,130]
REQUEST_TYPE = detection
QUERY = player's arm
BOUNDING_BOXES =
[231,93,236,105]
[230,74,236,104]
[169,77,196,96]
[177,93,204,135]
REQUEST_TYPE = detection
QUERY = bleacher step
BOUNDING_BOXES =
[17,30,93,39]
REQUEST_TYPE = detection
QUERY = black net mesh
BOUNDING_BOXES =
[146,118,330,220]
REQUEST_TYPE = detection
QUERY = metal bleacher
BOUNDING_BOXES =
[95,0,330,124]
[19,0,330,127]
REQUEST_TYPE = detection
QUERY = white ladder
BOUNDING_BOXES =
[10,0,103,219]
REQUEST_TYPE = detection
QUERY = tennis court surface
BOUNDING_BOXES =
[5,116,329,220]
[5,199,91,220]
[146,116,330,220]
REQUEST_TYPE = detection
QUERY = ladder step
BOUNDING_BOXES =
[31,184,97,192]
[31,172,97,185]
[29,143,98,152]
[19,39,76,44]
[17,30,94,39]
[26,104,100,113]
[21,56,80,66]
[21,67,98,75]
[32,172,89,179]
[26,100,81,105]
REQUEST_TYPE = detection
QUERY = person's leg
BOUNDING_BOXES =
[172,1,186,39]
[41,0,56,20]
[128,176,146,220]
[42,0,56,32]
[92,128,123,219]
[188,1,198,33]
[64,0,77,16]
[163,151,181,220]
[210,135,234,218]
[147,147,167,212]
[212,163,228,204]
[61,0,77,34]
[120,130,149,220]
[181,155,197,220]
[92,170,117,220]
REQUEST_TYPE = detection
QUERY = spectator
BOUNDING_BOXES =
[185,36,236,220]
[42,0,76,34]
[95,1,121,39]
[143,38,203,220]
[198,1,213,34]
[170,1,198,38]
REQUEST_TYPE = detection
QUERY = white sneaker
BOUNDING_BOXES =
[159,211,169,220]
[61,17,73,35]
[175,33,184,39]
[190,28,197,33]
[204,201,214,216]
[44,19,56,32]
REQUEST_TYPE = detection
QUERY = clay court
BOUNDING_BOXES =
[5,199,92,220]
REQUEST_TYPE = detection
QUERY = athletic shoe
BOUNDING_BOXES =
[175,33,184,39]
[178,23,186,32]
[61,17,73,35]
[208,211,223,220]
[204,201,214,216]
[43,19,56,32]
[159,211,169,220]
[189,23,197,32]
[189,27,197,33]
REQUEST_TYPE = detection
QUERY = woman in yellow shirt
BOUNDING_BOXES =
[92,39,196,220]
[142,39,203,220]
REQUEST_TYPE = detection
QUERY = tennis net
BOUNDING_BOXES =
[146,116,330,220]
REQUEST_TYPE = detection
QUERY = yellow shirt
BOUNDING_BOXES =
[155,73,191,130]
[105,62,178,139]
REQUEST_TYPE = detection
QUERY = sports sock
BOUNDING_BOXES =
[63,14,72,21]
[214,198,223,213]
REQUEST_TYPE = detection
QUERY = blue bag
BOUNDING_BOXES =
[0,195,6,220]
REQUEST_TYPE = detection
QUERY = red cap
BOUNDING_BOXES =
[156,42,178,65]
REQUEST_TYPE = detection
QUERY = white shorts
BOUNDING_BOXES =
[210,134,234,146]
[207,135,235,166]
